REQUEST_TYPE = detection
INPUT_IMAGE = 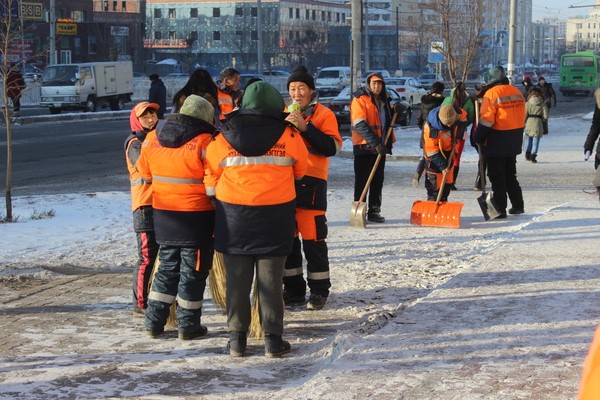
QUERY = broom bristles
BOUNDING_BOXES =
[209,251,227,310]
[249,278,264,339]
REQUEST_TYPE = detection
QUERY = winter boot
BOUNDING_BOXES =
[448,166,459,191]
[474,173,482,191]
[531,154,537,163]
[525,152,531,161]
[264,334,291,358]
[227,331,247,357]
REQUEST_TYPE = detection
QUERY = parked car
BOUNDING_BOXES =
[386,77,427,106]
[315,66,351,97]
[327,87,412,127]
[418,73,444,90]
[239,73,266,89]
[23,63,44,81]
[521,70,538,84]
[163,72,189,79]
[263,70,290,77]
[360,69,392,85]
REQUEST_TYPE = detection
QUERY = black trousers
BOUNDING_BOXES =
[486,156,524,213]
[353,153,386,215]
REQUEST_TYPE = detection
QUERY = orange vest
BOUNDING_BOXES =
[136,130,213,212]
[125,135,152,211]
[205,126,308,206]
[579,325,600,400]
[297,103,342,180]
[423,108,467,158]
[350,93,396,146]
[217,88,235,121]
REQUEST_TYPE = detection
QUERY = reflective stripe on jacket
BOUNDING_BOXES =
[125,136,152,211]
[217,89,235,121]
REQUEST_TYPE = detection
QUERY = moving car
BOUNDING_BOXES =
[386,77,427,106]
[327,87,412,126]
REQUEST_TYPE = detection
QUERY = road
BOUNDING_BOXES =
[0,90,594,197]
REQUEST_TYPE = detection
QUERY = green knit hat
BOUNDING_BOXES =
[240,81,285,113]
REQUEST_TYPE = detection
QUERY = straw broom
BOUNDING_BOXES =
[148,258,177,329]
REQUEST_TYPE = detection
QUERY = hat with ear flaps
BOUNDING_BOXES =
[240,81,285,114]
[484,65,506,84]
[179,94,214,123]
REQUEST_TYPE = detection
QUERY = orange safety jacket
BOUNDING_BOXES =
[125,134,153,211]
[476,83,526,157]
[205,126,308,206]
[350,92,396,148]
[136,131,213,213]
[217,88,236,121]
[579,325,600,400]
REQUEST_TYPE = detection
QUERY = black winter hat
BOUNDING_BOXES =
[287,66,315,90]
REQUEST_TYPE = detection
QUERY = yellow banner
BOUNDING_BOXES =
[57,23,77,35]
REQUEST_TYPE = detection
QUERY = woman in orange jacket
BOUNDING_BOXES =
[205,81,308,358]
[125,102,160,316]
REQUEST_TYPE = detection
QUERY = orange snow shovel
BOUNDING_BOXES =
[350,111,398,228]
[410,132,463,228]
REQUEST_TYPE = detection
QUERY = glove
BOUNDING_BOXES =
[585,150,592,161]
[393,103,404,114]
[375,144,387,155]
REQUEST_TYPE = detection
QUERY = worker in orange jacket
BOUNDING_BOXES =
[217,67,241,122]
[473,66,526,218]
[350,72,398,223]
[282,66,342,311]
[125,102,160,316]
[423,104,466,202]
[579,324,600,399]
[205,81,308,358]
[136,95,216,341]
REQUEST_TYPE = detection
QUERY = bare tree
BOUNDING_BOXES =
[421,0,485,85]
[0,0,27,221]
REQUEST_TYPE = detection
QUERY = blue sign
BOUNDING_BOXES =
[428,40,445,64]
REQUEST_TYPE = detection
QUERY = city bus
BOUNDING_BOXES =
[559,51,600,96]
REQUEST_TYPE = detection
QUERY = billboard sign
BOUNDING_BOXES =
[428,39,445,64]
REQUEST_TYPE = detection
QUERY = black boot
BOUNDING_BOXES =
[448,166,459,191]
[531,154,537,163]
[264,334,291,358]
[227,331,247,357]
[525,152,531,161]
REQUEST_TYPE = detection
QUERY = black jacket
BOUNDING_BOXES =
[149,79,167,119]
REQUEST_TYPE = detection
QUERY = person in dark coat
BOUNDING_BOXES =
[6,66,25,117]
[584,88,600,169]
[148,74,167,119]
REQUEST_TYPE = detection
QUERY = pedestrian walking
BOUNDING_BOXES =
[583,88,600,169]
[440,81,475,190]
[422,105,463,202]
[6,65,25,118]
[473,66,526,218]
[172,68,220,125]
[536,76,556,134]
[350,72,398,223]
[216,67,242,122]
[282,66,342,311]
[125,102,160,316]
[524,87,548,163]
[521,77,534,98]
[136,95,217,340]
[205,81,308,358]
[148,74,167,119]
[413,81,446,187]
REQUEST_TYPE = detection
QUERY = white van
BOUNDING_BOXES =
[315,66,351,97]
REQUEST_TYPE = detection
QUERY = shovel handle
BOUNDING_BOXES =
[357,111,398,204]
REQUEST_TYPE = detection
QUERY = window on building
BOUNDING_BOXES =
[322,11,325,21]
[296,8,299,18]
[213,31,221,41]
[122,1,126,11]
[88,36,97,54]
[305,9,309,19]
[113,1,117,11]
[289,8,293,19]
[251,31,258,40]
[328,11,331,22]
[312,10,315,20]
[104,1,108,11]
[251,7,257,17]
[168,8,176,18]
[154,8,161,18]
[342,13,346,21]
[169,31,176,39]
[236,7,243,16]
[336,12,339,22]
[191,8,198,18]
[213,8,220,17]
[236,30,243,37]
[190,31,198,40]
[71,10,85,22]
[154,31,161,40]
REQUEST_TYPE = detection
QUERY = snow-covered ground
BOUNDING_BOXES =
[0,111,598,399]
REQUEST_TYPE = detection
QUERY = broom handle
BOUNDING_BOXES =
[357,111,398,203]
[433,121,457,211]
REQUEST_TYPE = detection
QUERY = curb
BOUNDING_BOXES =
[337,149,420,162]
[8,110,131,125]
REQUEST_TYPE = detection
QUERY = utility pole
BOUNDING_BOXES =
[364,0,369,71]
[49,0,56,65]
[257,0,263,72]
[507,0,517,83]
[351,0,361,91]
